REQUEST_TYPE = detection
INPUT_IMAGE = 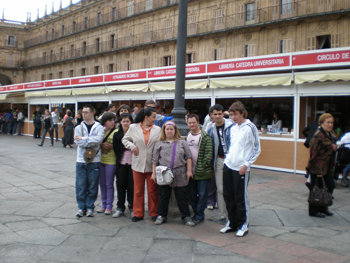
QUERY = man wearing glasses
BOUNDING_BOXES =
[74,104,104,217]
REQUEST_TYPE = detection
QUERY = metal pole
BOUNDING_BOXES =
[171,0,189,136]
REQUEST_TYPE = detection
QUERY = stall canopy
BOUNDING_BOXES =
[72,86,105,95]
[25,90,46,97]
[150,80,208,91]
[210,74,292,89]
[0,94,7,100]
[106,84,148,93]
[46,89,72,96]
[294,70,350,84]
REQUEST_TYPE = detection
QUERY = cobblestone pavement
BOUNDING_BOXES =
[1,134,350,263]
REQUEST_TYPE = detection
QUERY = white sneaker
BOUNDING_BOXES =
[76,209,85,217]
[113,210,124,218]
[220,226,233,234]
[86,209,94,217]
[236,226,249,237]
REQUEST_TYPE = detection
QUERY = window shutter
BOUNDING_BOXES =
[285,39,292,53]
[158,57,163,67]
[307,36,315,50]
[331,34,339,48]
[192,52,196,63]
[276,40,281,53]
[241,45,246,57]
[171,55,175,65]
[238,4,244,25]
[255,1,260,22]
[272,0,280,20]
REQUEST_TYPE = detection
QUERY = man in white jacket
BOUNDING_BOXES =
[74,104,104,217]
[220,101,261,237]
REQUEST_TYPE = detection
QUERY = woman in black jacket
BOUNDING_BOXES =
[112,113,134,218]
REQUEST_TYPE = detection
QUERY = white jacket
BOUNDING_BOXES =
[224,119,261,171]
[74,122,104,163]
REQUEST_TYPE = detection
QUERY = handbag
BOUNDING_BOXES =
[308,176,333,207]
[156,142,176,186]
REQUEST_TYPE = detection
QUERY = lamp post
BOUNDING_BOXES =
[171,0,189,136]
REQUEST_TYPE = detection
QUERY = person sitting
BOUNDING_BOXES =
[271,111,282,132]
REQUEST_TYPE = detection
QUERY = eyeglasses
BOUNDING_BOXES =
[82,111,91,114]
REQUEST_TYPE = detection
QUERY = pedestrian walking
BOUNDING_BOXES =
[38,109,54,147]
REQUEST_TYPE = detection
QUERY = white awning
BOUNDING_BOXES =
[46,89,72,96]
[150,80,208,91]
[210,75,292,88]
[72,86,105,95]
[25,90,46,97]
[106,84,148,93]
[295,70,350,84]
[0,94,7,100]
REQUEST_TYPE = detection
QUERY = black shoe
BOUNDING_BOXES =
[193,218,204,225]
[305,182,312,190]
[151,216,158,222]
[310,212,325,218]
[131,216,143,222]
[323,210,334,216]
[38,144,43,147]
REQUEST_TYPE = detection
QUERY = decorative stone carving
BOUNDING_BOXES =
[280,28,288,36]
[144,49,149,55]
[320,22,328,31]
[164,46,169,52]
[214,38,221,45]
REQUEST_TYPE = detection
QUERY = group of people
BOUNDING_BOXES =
[74,100,261,237]
[0,108,26,135]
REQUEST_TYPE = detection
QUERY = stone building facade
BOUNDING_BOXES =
[0,0,349,85]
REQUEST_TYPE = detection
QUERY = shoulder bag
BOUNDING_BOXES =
[308,176,333,207]
[156,142,176,186]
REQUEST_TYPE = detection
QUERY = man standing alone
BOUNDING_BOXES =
[220,101,261,237]
[186,114,213,224]
[206,104,234,225]
[74,105,104,217]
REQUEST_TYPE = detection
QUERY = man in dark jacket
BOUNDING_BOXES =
[186,114,213,224]
[302,117,320,148]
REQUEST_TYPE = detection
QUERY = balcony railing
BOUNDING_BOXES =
[21,0,350,68]
[23,0,178,48]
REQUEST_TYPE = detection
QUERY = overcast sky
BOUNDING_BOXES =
[2,0,81,22]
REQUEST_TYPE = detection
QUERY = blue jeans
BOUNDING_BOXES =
[12,122,18,135]
[76,162,100,211]
[17,121,23,135]
[187,178,211,220]
[53,124,58,140]
[343,163,350,180]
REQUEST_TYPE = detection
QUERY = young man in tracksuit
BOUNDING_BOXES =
[220,101,261,237]
[206,104,234,224]
[186,114,213,224]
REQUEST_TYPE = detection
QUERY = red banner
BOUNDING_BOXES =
[71,75,104,85]
[45,79,70,87]
[148,64,206,78]
[24,82,45,89]
[207,56,290,73]
[292,50,350,66]
[7,84,24,91]
[105,70,147,82]
[0,86,6,92]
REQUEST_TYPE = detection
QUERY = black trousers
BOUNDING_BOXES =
[34,127,41,138]
[223,165,250,230]
[158,184,190,220]
[116,164,134,211]
[308,172,334,215]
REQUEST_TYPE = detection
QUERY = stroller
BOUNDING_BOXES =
[334,143,350,187]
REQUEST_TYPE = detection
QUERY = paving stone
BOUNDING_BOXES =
[61,235,113,249]
[6,219,48,231]
[275,233,323,246]
[55,222,102,235]
[156,227,192,240]
[15,202,63,217]
[43,245,101,262]
[143,250,193,263]
[296,227,339,237]
[0,232,24,245]
[193,254,262,263]
[0,214,36,223]
[275,210,318,227]
[309,238,350,257]
[0,244,54,260]
[0,201,34,214]
[93,249,146,263]
[336,210,350,223]
[16,227,68,245]
[104,236,153,251]
[116,223,159,238]
[249,248,298,263]
[250,209,283,227]
[251,226,290,237]
[40,218,81,226]
[44,203,77,219]
[303,250,350,263]
[194,241,238,255]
